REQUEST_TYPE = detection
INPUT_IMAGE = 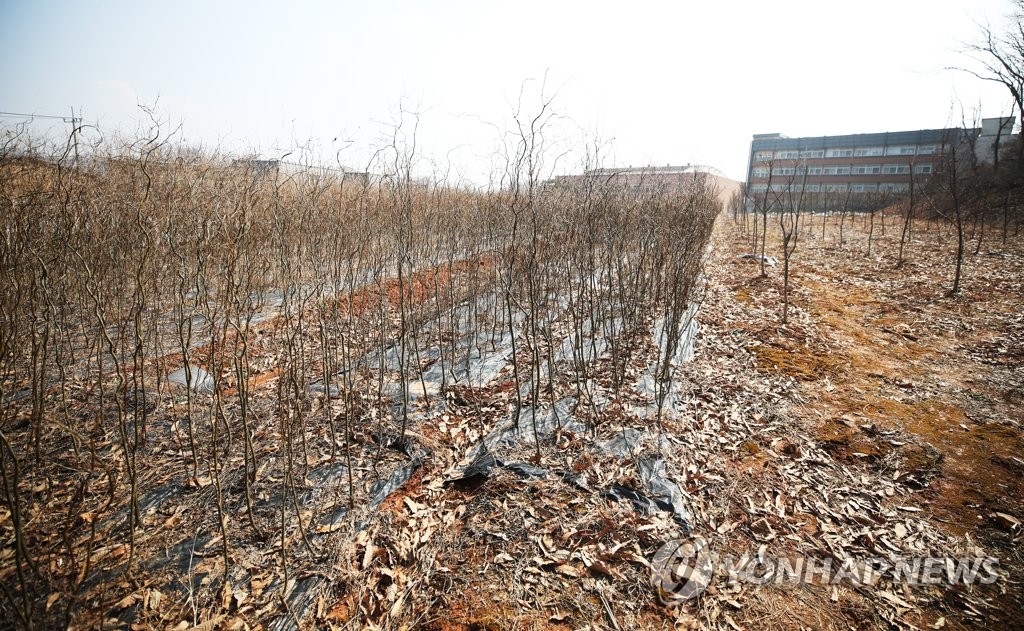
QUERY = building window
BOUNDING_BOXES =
[772,167,796,176]
[822,166,851,176]
[852,165,881,175]
[918,145,936,155]
[854,147,884,157]
[851,183,878,193]
[807,167,822,175]
[774,150,799,159]
[882,164,911,175]
[824,183,848,192]
[754,151,773,161]
[799,150,824,158]
[914,164,933,174]
[805,184,821,192]
[885,146,917,156]
[749,184,768,193]
[826,148,854,158]
[879,183,910,192]
[751,168,769,178]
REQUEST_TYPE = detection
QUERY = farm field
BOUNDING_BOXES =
[6,0,1024,628]
[1,135,1020,630]
[0,143,722,629]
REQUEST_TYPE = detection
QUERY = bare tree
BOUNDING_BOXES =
[777,166,806,324]
[897,153,920,266]
[951,1,1024,167]
[750,154,777,276]
[924,120,981,296]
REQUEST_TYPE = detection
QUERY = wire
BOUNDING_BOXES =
[0,111,80,122]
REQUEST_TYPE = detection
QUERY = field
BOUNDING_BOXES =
[0,136,1022,630]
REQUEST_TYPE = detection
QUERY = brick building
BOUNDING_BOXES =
[745,117,1015,198]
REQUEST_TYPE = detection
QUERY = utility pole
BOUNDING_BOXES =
[69,107,81,164]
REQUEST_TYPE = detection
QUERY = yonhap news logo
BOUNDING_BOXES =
[651,537,714,604]
[651,538,999,605]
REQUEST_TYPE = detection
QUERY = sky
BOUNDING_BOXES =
[0,0,1015,185]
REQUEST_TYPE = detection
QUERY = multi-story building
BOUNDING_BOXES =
[232,158,372,186]
[745,118,1015,199]
[548,164,741,208]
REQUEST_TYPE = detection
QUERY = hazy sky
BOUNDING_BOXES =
[0,0,1014,184]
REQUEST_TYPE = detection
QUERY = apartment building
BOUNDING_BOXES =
[745,118,1014,197]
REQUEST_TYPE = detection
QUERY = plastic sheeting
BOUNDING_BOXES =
[166,367,215,394]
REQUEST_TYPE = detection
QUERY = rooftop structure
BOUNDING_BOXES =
[586,164,727,178]
[548,164,740,208]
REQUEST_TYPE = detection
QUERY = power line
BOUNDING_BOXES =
[0,110,81,123]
